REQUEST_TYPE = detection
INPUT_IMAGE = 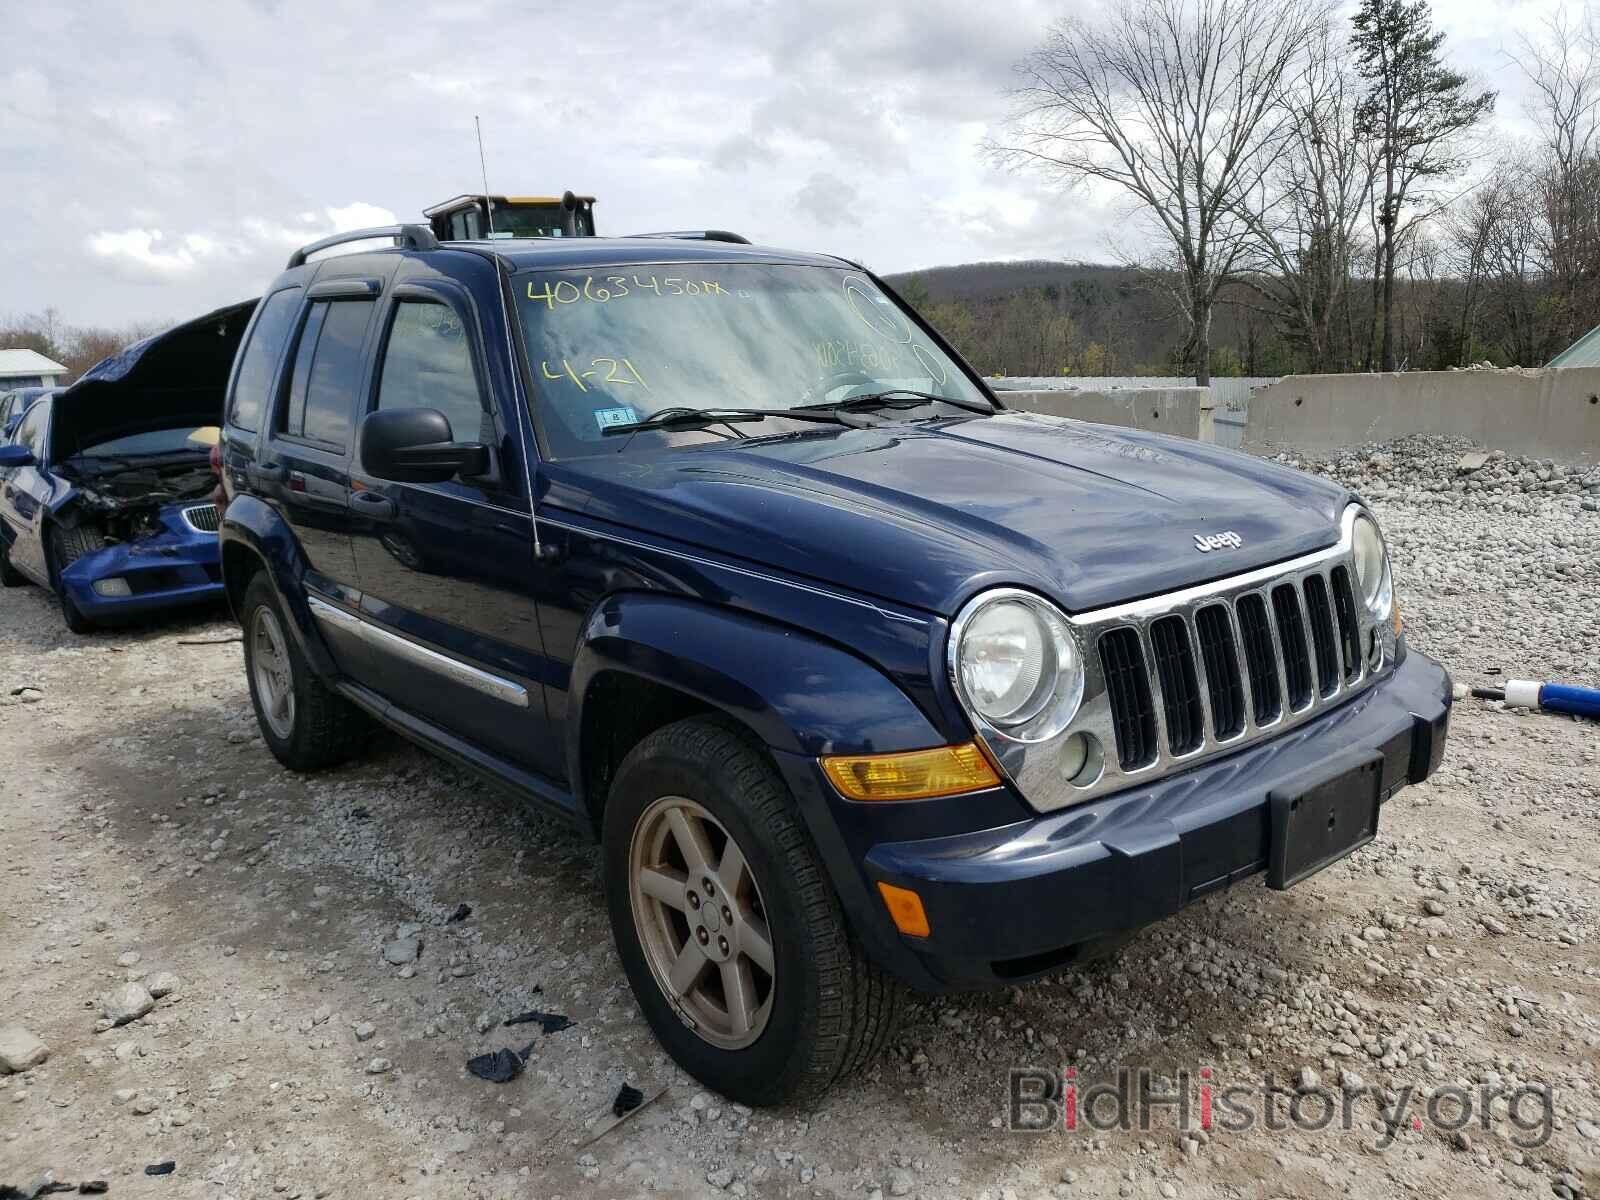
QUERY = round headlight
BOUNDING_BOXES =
[952,591,1084,742]
[1351,513,1393,619]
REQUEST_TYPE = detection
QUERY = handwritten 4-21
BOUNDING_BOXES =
[540,356,650,392]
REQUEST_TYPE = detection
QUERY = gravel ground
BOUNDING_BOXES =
[2,434,1598,1200]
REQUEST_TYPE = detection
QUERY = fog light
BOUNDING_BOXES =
[876,881,931,938]
[92,577,132,597]
[1058,731,1104,789]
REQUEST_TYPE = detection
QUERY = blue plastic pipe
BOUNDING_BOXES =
[1472,680,1600,720]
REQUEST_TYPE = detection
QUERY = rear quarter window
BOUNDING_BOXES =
[229,288,303,432]
[280,299,374,449]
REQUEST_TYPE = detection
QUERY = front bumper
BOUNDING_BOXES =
[59,519,223,619]
[781,646,1451,993]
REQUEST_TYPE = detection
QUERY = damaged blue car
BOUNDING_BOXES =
[0,300,256,632]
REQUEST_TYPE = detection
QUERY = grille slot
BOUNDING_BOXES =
[1303,573,1340,697]
[1195,604,1245,739]
[1272,584,1313,711]
[1149,616,1203,755]
[1235,593,1281,724]
[1330,565,1362,680]
[182,503,221,533]
[1099,628,1157,770]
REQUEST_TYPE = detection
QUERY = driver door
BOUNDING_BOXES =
[348,275,561,776]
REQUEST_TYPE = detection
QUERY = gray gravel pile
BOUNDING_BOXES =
[1271,433,1600,511]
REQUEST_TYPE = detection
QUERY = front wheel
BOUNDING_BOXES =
[603,717,902,1106]
[48,525,103,633]
[241,573,369,770]
[0,540,25,587]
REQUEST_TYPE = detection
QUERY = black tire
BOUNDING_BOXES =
[603,717,902,1106]
[48,525,104,633]
[240,572,369,770]
[0,540,25,587]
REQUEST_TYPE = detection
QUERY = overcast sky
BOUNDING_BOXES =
[0,0,1577,329]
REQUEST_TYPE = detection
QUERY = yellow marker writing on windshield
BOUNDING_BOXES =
[540,357,650,391]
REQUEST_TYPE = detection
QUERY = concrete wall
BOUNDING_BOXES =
[1003,387,1216,443]
[1247,368,1600,463]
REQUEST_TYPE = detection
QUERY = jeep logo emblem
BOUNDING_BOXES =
[1194,531,1243,553]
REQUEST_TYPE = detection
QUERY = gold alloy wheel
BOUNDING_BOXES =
[250,606,297,741]
[628,795,776,1050]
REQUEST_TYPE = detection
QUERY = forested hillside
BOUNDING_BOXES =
[884,260,1555,380]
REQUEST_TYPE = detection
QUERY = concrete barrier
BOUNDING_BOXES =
[1002,387,1216,442]
[1246,368,1600,464]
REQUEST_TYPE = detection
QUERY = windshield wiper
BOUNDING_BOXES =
[602,406,854,454]
[795,389,995,416]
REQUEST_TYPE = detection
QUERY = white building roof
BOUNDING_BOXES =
[0,348,68,377]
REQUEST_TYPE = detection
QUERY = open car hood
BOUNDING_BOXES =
[50,298,258,461]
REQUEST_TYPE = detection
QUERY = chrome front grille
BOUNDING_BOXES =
[1098,565,1368,773]
[983,507,1399,813]
[181,503,220,533]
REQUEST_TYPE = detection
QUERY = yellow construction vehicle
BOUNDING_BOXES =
[424,191,597,241]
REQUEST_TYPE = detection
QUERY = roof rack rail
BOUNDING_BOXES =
[287,224,441,268]
[628,230,751,245]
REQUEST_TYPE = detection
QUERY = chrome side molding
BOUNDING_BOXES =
[307,595,529,708]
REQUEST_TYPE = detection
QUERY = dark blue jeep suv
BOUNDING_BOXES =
[219,225,1451,1105]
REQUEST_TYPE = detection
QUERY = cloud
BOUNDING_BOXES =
[86,230,220,282]
[85,203,401,285]
[0,0,1557,326]
[794,173,863,228]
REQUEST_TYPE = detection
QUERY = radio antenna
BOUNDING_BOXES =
[475,115,496,238]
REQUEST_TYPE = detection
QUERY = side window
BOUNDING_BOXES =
[376,300,487,443]
[280,299,374,449]
[230,288,302,432]
[16,402,49,458]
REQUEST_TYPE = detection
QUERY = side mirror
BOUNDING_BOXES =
[0,444,35,469]
[358,408,490,484]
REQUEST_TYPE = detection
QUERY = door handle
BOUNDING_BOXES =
[348,491,397,519]
[251,463,287,483]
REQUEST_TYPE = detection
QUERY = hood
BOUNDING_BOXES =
[50,299,258,461]
[553,411,1353,615]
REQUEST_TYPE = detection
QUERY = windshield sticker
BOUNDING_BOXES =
[541,357,650,393]
[593,405,640,432]
[527,275,730,310]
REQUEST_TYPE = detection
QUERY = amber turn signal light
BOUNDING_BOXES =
[821,742,1000,801]
[876,881,931,938]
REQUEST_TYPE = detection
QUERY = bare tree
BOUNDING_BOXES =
[1351,0,1495,371]
[1508,8,1600,350]
[1237,26,1375,372]
[993,0,1321,385]
[1444,165,1523,365]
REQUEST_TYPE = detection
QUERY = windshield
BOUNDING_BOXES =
[491,204,595,239]
[514,263,989,458]
[76,425,218,459]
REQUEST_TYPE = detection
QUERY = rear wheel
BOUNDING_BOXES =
[241,573,369,770]
[48,525,104,633]
[603,717,902,1106]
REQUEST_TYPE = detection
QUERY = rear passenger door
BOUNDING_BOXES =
[254,279,385,685]
[348,268,559,775]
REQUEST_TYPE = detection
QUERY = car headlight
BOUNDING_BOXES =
[1350,512,1393,620]
[950,590,1084,742]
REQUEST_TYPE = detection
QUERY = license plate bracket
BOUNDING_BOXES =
[1266,751,1383,890]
